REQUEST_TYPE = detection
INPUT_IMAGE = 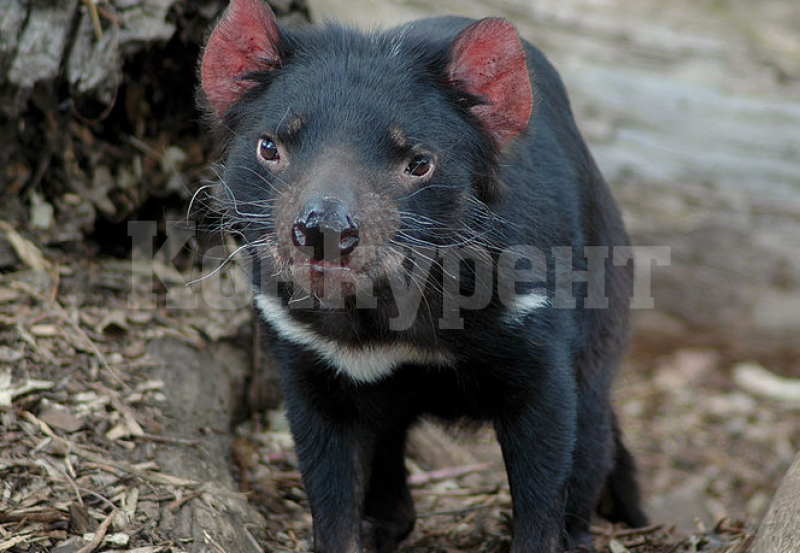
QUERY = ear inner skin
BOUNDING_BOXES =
[448,18,533,149]
[201,0,282,118]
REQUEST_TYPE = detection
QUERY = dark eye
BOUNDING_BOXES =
[406,155,432,177]
[257,136,280,163]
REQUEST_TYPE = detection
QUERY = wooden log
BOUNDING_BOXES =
[145,338,266,553]
[752,450,800,553]
[1,0,311,118]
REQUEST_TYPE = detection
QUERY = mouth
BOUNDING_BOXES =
[289,253,367,300]
[306,258,349,272]
[269,235,397,302]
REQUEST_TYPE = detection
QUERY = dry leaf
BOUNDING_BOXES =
[0,220,48,272]
[39,408,84,433]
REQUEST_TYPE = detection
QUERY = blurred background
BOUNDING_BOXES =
[1,0,798,551]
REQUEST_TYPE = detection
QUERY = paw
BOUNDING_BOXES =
[362,516,415,553]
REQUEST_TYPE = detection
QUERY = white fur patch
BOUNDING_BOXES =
[504,291,550,324]
[253,293,455,384]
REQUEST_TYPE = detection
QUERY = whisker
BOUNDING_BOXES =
[187,239,266,285]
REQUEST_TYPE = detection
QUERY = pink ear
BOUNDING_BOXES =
[201,0,282,118]
[448,18,533,149]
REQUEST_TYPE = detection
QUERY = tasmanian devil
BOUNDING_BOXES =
[198,0,648,551]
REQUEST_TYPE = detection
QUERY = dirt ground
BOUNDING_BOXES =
[2,223,797,552]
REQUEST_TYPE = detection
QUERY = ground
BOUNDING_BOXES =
[2,227,796,552]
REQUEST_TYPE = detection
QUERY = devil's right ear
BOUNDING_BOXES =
[446,18,532,150]
[200,0,283,119]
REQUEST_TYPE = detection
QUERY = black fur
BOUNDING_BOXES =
[202,13,646,553]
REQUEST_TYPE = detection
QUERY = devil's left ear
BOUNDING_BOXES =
[200,0,283,119]
[446,18,533,150]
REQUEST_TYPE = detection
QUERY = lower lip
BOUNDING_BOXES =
[307,259,347,273]
[293,261,361,299]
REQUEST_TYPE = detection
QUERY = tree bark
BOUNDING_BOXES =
[752,450,800,553]
[1,0,310,239]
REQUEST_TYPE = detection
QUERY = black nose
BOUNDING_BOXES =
[292,197,360,260]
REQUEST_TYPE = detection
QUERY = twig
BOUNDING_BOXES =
[93,3,121,26]
[417,504,490,518]
[5,377,55,403]
[592,523,666,537]
[89,382,144,437]
[22,411,201,488]
[126,135,163,160]
[242,525,264,553]
[203,530,230,553]
[11,281,126,388]
[74,508,117,553]
[15,322,57,365]
[408,462,494,485]
[167,485,207,512]
[40,456,84,507]
[83,0,104,41]
[0,535,30,551]
[731,535,755,553]
[0,508,68,523]
[134,433,201,446]
[49,261,61,304]
[77,487,118,511]
[412,485,501,497]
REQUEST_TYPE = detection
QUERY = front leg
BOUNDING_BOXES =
[493,356,578,553]
[279,353,374,553]
[363,428,415,553]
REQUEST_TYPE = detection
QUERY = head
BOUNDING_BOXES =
[199,0,532,304]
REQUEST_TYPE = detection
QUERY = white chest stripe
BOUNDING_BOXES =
[253,293,455,384]
[504,292,550,324]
